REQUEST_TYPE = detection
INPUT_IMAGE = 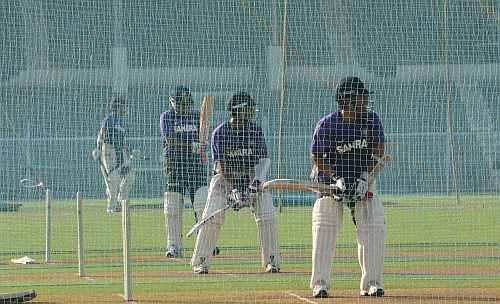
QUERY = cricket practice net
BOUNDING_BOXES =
[0,1,498,303]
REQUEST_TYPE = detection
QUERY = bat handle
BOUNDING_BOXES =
[197,143,209,163]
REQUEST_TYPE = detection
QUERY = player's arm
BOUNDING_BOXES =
[368,143,385,174]
[367,113,386,175]
[211,129,225,175]
[312,154,335,178]
[160,112,185,150]
[199,96,214,145]
[97,115,110,149]
[355,114,386,198]
[164,137,191,149]
[93,123,106,159]
[310,118,337,182]
[248,126,271,193]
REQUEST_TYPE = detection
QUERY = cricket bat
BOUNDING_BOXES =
[262,179,344,200]
[199,96,214,145]
[263,154,392,194]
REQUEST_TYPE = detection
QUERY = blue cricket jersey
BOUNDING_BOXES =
[310,111,384,191]
[100,112,126,149]
[160,109,200,157]
[211,121,267,189]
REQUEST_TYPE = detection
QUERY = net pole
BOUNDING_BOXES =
[76,191,85,277]
[121,199,132,301]
[443,0,460,203]
[45,189,52,263]
[277,0,289,213]
[112,0,127,95]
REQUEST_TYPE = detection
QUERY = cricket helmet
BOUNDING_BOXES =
[336,76,372,107]
[227,92,256,113]
[169,85,193,111]
[110,96,126,112]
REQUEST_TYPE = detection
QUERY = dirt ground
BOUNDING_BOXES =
[3,249,498,304]
[26,288,499,304]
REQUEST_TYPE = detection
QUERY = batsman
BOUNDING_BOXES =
[309,77,387,298]
[160,85,214,258]
[94,97,136,214]
[190,92,281,274]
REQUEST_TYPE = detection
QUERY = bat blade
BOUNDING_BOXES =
[369,154,393,179]
[20,178,44,189]
[199,96,214,145]
[262,179,342,200]
[186,204,231,237]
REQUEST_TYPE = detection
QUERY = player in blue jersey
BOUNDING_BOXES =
[190,92,280,274]
[309,77,387,298]
[160,85,215,258]
[95,97,136,213]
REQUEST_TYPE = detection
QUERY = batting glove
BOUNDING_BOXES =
[119,165,131,177]
[130,149,143,160]
[248,179,262,195]
[91,149,101,161]
[228,189,245,211]
[354,171,369,200]
[192,142,208,163]
[331,176,346,192]
[330,176,346,202]
[191,142,204,153]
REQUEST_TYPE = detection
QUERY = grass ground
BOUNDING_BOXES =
[0,195,498,303]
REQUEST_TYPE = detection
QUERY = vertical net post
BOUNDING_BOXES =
[121,199,132,301]
[277,0,289,213]
[44,189,52,263]
[76,191,85,277]
[443,0,460,203]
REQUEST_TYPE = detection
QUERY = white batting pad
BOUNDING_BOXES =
[164,192,184,249]
[254,192,280,267]
[105,174,121,207]
[193,186,209,221]
[310,197,343,289]
[355,195,387,291]
[191,221,221,268]
[118,168,135,201]
[101,144,118,172]
[101,143,136,206]
[191,175,227,267]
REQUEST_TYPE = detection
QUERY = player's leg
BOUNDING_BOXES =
[253,191,280,272]
[310,196,343,298]
[192,186,208,223]
[101,144,121,213]
[118,165,136,204]
[164,191,184,257]
[190,157,210,222]
[355,188,387,297]
[163,158,185,257]
[192,185,220,256]
[191,174,227,274]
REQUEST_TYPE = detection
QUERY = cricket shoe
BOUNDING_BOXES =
[165,245,181,258]
[265,263,280,273]
[106,203,122,214]
[312,283,328,298]
[193,263,209,274]
[360,285,384,297]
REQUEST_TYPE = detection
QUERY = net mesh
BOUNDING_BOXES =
[0,0,498,302]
